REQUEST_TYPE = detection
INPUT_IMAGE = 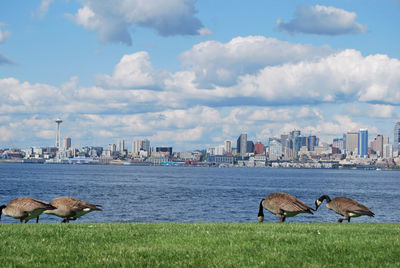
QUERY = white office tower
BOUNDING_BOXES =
[55,118,63,149]
[117,139,125,153]
[383,144,393,159]
[215,145,225,155]
[132,139,151,156]
[224,140,232,153]
[394,122,400,154]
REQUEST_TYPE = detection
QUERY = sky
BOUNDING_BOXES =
[1,0,400,151]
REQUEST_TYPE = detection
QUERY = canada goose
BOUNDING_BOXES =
[0,197,56,223]
[315,195,374,223]
[44,197,102,223]
[258,192,314,222]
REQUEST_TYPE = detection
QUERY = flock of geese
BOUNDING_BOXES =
[258,192,374,223]
[0,193,374,224]
[0,197,102,223]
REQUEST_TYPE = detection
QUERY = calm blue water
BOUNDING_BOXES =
[0,163,399,223]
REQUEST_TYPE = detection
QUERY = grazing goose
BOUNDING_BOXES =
[44,197,102,223]
[0,197,56,223]
[258,192,314,222]
[315,195,374,223]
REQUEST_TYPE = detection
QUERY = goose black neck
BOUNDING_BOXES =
[318,195,331,203]
[258,199,265,217]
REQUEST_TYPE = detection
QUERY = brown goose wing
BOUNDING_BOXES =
[331,197,374,216]
[268,193,312,213]
[51,197,101,212]
[8,197,54,211]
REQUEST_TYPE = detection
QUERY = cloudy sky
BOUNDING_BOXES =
[1,0,400,151]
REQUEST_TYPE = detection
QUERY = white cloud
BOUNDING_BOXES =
[96,51,164,89]
[69,0,205,45]
[277,5,367,35]
[0,126,13,142]
[368,104,395,118]
[180,36,332,87]
[34,0,54,18]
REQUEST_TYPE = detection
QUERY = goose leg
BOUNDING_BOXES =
[36,216,39,223]
[20,219,23,224]
[338,218,345,223]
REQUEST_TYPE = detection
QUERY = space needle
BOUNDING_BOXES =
[55,118,63,149]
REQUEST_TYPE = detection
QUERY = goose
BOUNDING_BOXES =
[44,197,102,223]
[0,197,56,223]
[315,195,374,223]
[258,192,314,222]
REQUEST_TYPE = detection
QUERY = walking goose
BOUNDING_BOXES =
[0,197,56,223]
[44,197,102,223]
[258,192,314,222]
[315,195,374,223]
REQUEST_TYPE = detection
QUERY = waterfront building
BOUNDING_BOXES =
[383,144,393,159]
[333,138,344,153]
[394,122,400,154]
[62,137,71,150]
[268,139,282,160]
[132,139,151,155]
[358,129,368,158]
[247,141,254,153]
[214,145,225,155]
[237,133,247,156]
[370,135,383,157]
[346,132,359,156]
[224,140,232,154]
[156,146,173,156]
[117,139,125,153]
[254,142,264,155]
[307,135,317,151]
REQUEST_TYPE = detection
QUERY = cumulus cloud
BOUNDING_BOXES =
[180,36,332,87]
[277,5,367,35]
[96,51,168,89]
[232,49,400,105]
[69,0,205,45]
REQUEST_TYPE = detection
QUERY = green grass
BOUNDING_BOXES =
[0,222,399,267]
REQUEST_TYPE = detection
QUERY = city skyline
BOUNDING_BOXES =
[1,1,400,151]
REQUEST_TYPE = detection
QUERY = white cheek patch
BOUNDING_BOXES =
[83,208,91,212]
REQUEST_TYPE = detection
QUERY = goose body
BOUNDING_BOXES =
[258,192,314,222]
[315,195,374,223]
[0,197,55,223]
[44,197,102,223]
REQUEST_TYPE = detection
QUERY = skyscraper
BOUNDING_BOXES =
[237,133,247,156]
[117,139,125,153]
[358,129,368,158]
[394,122,400,154]
[62,137,71,150]
[224,140,232,154]
[370,135,383,157]
[346,132,359,155]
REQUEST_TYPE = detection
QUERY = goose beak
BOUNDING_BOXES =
[258,216,264,222]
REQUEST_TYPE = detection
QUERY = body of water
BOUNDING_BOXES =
[0,163,398,223]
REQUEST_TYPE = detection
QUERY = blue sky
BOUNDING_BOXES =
[1,0,400,151]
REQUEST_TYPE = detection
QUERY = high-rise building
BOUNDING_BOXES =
[254,142,264,155]
[247,141,254,153]
[358,129,368,158]
[394,122,400,154]
[224,140,232,154]
[307,135,317,151]
[346,132,359,156]
[294,136,307,152]
[215,145,225,155]
[383,144,393,159]
[370,135,383,157]
[132,139,151,155]
[268,139,282,160]
[117,139,125,153]
[62,137,71,150]
[108,144,116,153]
[237,133,247,156]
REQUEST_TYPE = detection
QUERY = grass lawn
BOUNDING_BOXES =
[0,222,399,267]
